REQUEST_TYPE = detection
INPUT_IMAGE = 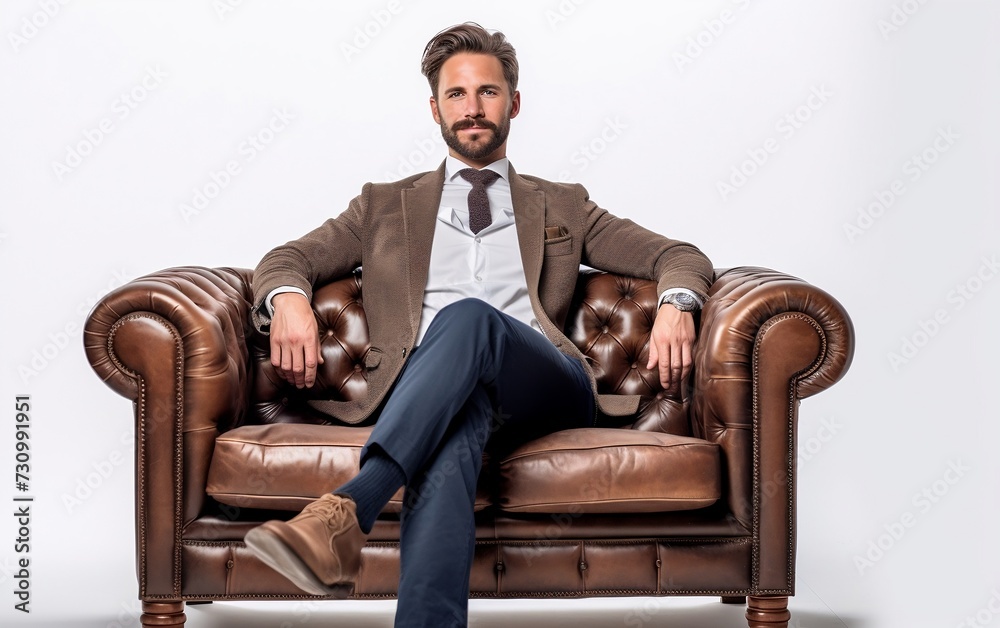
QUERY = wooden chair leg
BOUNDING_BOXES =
[141,601,186,627]
[746,596,790,628]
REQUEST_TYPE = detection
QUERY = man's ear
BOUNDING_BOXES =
[509,90,521,119]
[430,96,441,124]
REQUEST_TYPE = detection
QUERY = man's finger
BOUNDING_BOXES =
[679,341,693,383]
[659,344,672,389]
[280,344,294,381]
[303,339,319,388]
[270,336,282,370]
[288,347,302,388]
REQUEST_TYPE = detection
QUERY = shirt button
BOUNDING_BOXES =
[475,275,483,282]
[475,236,482,243]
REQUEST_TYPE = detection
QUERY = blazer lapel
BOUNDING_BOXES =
[400,163,445,336]
[509,166,555,336]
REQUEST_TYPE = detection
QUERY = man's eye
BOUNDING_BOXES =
[482,89,497,96]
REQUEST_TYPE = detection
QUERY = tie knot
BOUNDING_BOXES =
[458,168,501,189]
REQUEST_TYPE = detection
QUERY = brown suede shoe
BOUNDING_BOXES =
[244,493,368,596]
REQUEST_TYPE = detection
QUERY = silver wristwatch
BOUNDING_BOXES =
[661,292,699,312]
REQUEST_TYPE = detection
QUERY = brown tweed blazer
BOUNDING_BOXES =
[252,161,713,424]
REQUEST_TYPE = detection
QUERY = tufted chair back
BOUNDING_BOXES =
[244,271,692,436]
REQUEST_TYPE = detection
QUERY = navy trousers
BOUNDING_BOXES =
[358,298,595,628]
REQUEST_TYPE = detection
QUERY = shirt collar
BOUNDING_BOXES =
[440,156,514,233]
[444,155,510,184]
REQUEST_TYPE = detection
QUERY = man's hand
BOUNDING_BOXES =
[646,304,696,391]
[269,292,324,388]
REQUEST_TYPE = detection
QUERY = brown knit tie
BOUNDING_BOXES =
[458,168,501,234]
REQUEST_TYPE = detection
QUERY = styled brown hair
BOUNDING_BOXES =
[420,22,519,98]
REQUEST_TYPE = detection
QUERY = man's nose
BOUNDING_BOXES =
[463,94,484,119]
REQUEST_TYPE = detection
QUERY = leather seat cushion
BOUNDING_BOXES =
[206,425,720,516]
[205,423,493,513]
[497,428,721,513]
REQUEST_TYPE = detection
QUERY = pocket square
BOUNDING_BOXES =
[544,225,568,239]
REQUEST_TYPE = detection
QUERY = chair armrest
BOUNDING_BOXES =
[695,267,854,404]
[691,266,855,593]
[85,266,254,412]
[83,266,254,598]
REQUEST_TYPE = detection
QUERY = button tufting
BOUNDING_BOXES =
[601,326,609,334]
[630,362,638,369]
[579,561,588,571]
[496,562,505,572]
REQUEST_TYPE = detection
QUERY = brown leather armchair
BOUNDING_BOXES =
[83,265,853,627]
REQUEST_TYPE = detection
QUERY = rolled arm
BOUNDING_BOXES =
[83,266,254,598]
[85,266,255,417]
[692,267,854,436]
[690,266,855,594]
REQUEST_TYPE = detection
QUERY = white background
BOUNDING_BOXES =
[1,1,998,626]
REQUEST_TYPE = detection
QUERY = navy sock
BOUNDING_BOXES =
[336,448,406,534]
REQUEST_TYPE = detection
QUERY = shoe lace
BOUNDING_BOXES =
[305,497,355,545]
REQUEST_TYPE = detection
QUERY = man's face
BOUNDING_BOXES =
[430,52,520,167]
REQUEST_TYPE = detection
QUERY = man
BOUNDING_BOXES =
[245,22,712,628]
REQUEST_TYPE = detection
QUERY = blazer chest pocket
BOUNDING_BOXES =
[543,226,573,257]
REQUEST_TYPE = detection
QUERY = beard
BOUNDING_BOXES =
[440,115,510,161]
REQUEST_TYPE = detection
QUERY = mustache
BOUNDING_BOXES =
[451,118,497,132]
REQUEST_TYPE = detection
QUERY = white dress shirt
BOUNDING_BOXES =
[414,156,534,344]
[265,157,702,343]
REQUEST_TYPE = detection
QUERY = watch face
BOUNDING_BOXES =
[671,293,697,310]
